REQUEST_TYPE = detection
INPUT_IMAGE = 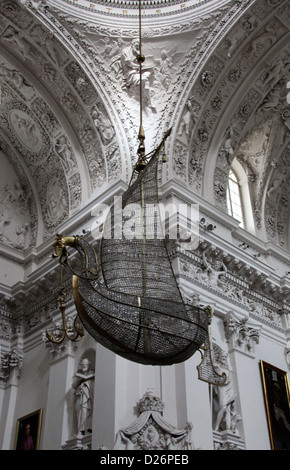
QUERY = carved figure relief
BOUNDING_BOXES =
[0,62,32,95]
[199,249,227,288]
[250,22,279,57]
[92,106,115,144]
[1,26,35,62]
[46,176,67,225]
[120,39,156,113]
[9,109,42,152]
[30,25,65,66]
[65,61,97,106]
[226,16,256,58]
[0,180,31,250]
[178,99,200,139]
[54,135,77,175]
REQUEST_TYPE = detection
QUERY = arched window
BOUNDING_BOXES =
[227,169,244,228]
[226,160,255,233]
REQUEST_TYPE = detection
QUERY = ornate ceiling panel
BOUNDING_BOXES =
[0,0,128,250]
[171,0,290,250]
[0,0,289,258]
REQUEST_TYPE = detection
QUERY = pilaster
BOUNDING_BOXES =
[41,337,79,449]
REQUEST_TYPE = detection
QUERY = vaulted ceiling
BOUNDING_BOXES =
[0,0,289,264]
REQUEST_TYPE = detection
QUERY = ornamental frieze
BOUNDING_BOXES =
[176,242,286,329]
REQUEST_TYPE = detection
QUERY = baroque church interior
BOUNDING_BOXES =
[0,0,290,451]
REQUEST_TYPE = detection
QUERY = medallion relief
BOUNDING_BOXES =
[9,108,42,153]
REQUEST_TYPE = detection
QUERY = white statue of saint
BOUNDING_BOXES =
[72,357,95,435]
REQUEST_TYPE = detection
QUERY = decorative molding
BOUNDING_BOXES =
[61,432,92,450]
[176,242,288,330]
[114,392,194,450]
[224,311,261,356]
[0,347,23,387]
[213,430,245,450]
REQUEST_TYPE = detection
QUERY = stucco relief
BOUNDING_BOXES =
[213,35,289,247]
[161,0,290,248]
[224,312,261,356]
[0,348,23,385]
[0,81,70,235]
[0,317,12,340]
[2,26,36,63]
[0,6,110,198]
[114,392,193,451]
[0,181,31,249]
[178,243,284,328]
[9,108,43,152]
[52,2,223,158]
[46,176,67,226]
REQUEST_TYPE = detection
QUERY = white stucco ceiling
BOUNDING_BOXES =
[0,0,289,260]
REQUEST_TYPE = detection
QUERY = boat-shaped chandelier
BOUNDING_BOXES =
[48,1,226,385]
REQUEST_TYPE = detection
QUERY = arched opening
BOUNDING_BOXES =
[227,159,255,234]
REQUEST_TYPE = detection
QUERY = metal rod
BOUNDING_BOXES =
[136,0,146,172]
[139,0,143,132]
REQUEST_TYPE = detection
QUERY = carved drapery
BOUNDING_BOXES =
[114,392,193,450]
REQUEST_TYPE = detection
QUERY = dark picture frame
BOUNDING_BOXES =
[14,409,43,450]
[260,361,290,450]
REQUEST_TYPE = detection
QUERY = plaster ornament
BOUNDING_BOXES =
[92,106,115,144]
[114,392,193,451]
[54,135,77,175]
[218,127,236,167]
[30,26,64,66]
[120,38,156,113]
[0,62,32,93]
[46,176,67,225]
[106,143,122,182]
[9,109,42,153]
[0,182,31,249]
[281,108,290,133]
[257,85,282,117]
[250,22,279,57]
[178,99,199,138]
[22,0,48,10]
[212,344,241,434]
[2,26,35,62]
[72,356,95,436]
[263,58,290,88]
[0,318,11,340]
[65,62,96,106]
[249,299,282,327]
[267,170,287,199]
[199,249,228,288]
[224,313,261,355]
[0,348,23,384]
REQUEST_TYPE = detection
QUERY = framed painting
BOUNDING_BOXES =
[14,409,43,450]
[260,361,290,450]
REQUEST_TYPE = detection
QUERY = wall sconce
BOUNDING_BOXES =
[199,218,216,231]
